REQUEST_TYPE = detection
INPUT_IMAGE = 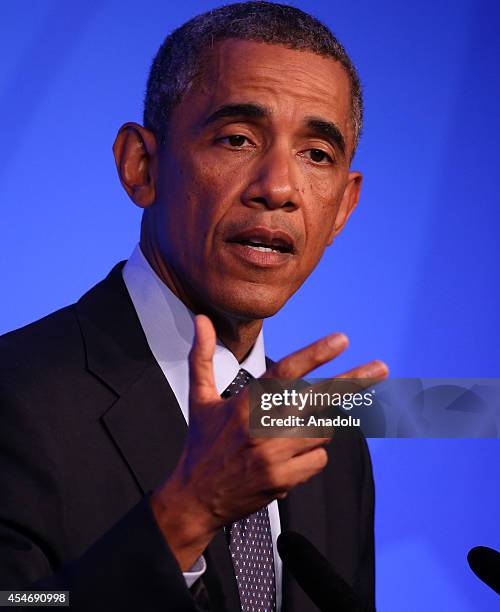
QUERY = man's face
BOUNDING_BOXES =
[150,39,361,320]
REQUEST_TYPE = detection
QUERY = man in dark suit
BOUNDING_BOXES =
[0,2,387,610]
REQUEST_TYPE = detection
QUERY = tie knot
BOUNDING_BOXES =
[221,368,253,398]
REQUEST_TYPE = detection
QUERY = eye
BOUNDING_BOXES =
[304,148,334,164]
[219,134,252,148]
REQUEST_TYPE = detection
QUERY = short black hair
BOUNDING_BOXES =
[144,1,363,154]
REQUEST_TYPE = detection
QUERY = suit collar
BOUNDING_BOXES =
[75,261,152,397]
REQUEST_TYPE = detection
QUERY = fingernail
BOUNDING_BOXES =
[367,360,388,377]
[326,333,348,349]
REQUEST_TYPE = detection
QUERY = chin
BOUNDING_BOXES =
[211,286,288,321]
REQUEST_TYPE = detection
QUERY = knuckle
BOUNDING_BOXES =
[264,469,283,491]
[275,358,294,379]
[253,446,272,469]
[315,447,329,469]
[253,452,282,489]
[312,342,326,365]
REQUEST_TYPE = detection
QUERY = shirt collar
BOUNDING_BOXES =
[122,244,266,423]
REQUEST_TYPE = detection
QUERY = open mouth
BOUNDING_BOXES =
[227,227,295,255]
[235,239,292,254]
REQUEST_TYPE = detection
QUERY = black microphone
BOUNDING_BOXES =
[467,546,500,595]
[277,530,365,611]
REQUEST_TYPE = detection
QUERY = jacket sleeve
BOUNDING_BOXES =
[36,497,200,612]
[0,386,199,612]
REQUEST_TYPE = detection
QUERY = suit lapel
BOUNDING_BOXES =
[75,262,185,491]
[75,262,241,611]
[101,362,187,492]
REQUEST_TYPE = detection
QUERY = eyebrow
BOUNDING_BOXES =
[305,117,346,157]
[202,103,346,156]
[203,103,267,126]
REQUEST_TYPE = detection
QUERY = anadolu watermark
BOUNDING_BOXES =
[248,378,500,438]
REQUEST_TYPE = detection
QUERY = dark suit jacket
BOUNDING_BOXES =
[0,263,375,611]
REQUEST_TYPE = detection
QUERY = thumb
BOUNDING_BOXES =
[189,314,220,406]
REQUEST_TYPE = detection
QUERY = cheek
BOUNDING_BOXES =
[158,155,210,226]
[157,158,232,266]
[303,182,343,252]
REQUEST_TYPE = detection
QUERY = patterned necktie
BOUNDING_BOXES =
[221,369,277,612]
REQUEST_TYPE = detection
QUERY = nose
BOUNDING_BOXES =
[241,141,302,211]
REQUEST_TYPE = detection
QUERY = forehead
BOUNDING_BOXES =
[186,39,353,147]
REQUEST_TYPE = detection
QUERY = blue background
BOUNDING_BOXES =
[1,1,499,609]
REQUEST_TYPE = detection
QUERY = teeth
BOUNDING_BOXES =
[247,244,278,252]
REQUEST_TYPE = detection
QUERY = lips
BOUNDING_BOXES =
[226,226,295,254]
[223,226,296,269]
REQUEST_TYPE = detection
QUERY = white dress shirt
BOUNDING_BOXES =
[122,244,282,610]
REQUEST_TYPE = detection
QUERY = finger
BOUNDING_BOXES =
[264,446,329,494]
[263,332,349,381]
[257,436,331,463]
[292,360,388,408]
[189,315,220,405]
[337,359,389,382]
[283,436,331,457]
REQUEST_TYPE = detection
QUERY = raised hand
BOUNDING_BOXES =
[151,315,388,571]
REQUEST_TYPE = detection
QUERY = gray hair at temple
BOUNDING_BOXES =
[143,1,364,157]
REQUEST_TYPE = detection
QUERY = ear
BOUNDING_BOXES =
[326,171,362,245]
[112,122,158,208]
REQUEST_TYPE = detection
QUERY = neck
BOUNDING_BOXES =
[206,312,263,363]
[139,235,263,363]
